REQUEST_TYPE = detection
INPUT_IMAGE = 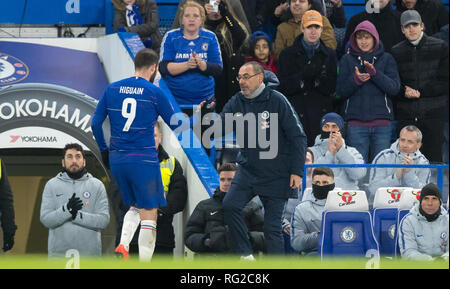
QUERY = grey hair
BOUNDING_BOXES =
[401,125,423,143]
[242,61,264,75]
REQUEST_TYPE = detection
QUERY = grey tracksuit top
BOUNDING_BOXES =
[40,172,110,257]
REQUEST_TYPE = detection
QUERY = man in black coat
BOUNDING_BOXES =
[391,10,449,163]
[184,163,264,255]
[344,0,405,54]
[0,158,17,253]
[278,10,338,147]
[395,0,449,37]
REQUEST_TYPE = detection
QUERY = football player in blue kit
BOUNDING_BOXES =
[91,48,184,261]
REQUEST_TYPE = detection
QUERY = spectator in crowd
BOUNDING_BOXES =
[278,10,337,146]
[316,0,347,28]
[391,10,449,163]
[282,149,314,241]
[344,0,405,54]
[184,163,264,255]
[245,31,277,74]
[261,0,288,41]
[395,0,449,37]
[309,112,366,190]
[159,0,223,111]
[368,125,431,206]
[40,143,110,257]
[398,183,449,261]
[112,0,163,51]
[198,61,307,259]
[273,0,337,61]
[203,0,250,113]
[240,0,266,33]
[337,20,400,163]
[290,166,335,255]
[0,158,17,253]
[171,0,251,32]
[114,121,188,257]
[433,24,449,165]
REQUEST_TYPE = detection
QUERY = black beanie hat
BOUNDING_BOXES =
[419,183,442,204]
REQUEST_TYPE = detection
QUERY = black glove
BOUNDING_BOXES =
[66,193,83,220]
[2,230,15,252]
[218,0,229,16]
[101,150,110,170]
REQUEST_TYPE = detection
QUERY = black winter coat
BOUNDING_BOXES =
[278,34,337,146]
[184,188,265,254]
[0,159,17,239]
[395,0,449,36]
[391,34,449,121]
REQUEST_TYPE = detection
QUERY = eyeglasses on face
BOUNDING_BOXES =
[236,73,261,81]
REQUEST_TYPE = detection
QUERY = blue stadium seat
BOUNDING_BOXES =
[319,190,379,258]
[371,187,412,256]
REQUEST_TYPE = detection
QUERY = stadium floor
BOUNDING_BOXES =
[0,254,447,269]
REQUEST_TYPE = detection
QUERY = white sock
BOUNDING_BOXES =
[119,207,140,250]
[138,220,157,262]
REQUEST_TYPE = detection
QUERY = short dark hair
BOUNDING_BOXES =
[218,163,238,174]
[312,166,334,179]
[134,48,159,70]
[63,143,85,159]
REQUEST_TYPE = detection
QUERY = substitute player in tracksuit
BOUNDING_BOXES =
[91,48,185,261]
[398,183,449,261]
[198,61,307,258]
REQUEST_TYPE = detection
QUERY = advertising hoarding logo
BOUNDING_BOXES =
[0,53,29,85]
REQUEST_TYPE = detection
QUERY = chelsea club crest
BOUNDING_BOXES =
[0,52,29,85]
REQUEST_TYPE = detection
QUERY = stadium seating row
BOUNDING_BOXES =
[300,187,449,258]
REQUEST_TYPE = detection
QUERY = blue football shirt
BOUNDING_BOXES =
[159,27,222,105]
[91,76,179,164]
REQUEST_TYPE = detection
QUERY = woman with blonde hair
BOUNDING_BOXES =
[112,0,162,51]
[159,0,223,109]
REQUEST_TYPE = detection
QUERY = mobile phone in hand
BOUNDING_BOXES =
[210,0,218,12]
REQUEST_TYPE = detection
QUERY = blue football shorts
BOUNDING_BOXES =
[110,162,167,209]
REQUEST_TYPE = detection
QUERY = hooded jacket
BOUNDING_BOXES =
[309,135,366,190]
[344,1,405,54]
[184,188,265,254]
[40,172,110,257]
[290,197,327,254]
[337,20,400,122]
[398,203,449,261]
[395,0,449,36]
[368,140,431,206]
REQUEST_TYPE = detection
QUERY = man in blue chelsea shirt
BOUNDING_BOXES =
[91,48,183,261]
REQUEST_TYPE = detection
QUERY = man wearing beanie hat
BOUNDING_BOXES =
[398,183,448,261]
[309,112,366,190]
[278,9,338,147]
